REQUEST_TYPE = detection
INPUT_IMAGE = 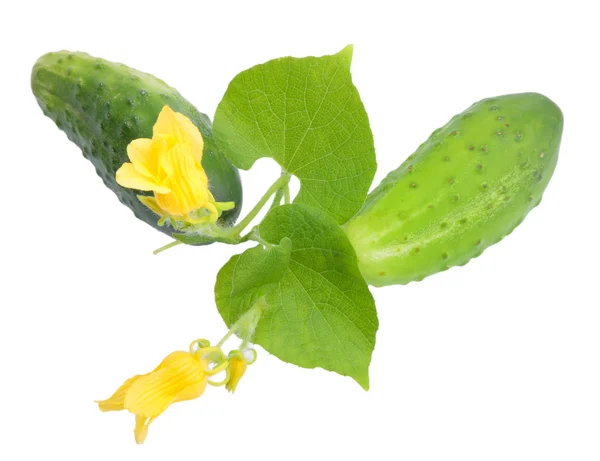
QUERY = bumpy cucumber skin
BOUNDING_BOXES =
[345,93,563,287]
[31,51,242,237]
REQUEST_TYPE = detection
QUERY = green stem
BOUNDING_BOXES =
[283,182,290,204]
[269,169,289,211]
[224,173,290,239]
[269,187,284,211]
[245,230,273,248]
[216,330,234,349]
[153,240,183,255]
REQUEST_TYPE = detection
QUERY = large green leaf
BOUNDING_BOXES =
[215,204,378,389]
[213,46,376,225]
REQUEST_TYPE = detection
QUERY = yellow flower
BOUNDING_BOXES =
[226,349,256,393]
[115,106,232,224]
[226,357,247,393]
[97,344,227,444]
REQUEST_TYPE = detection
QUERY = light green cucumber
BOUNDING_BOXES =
[31,51,242,237]
[345,93,563,286]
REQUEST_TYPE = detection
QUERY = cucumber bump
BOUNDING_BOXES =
[31,51,242,237]
[344,93,563,286]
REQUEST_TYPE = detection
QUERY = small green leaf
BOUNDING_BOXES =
[216,237,292,327]
[215,204,378,389]
[213,45,376,225]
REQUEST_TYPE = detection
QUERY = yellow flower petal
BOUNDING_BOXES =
[155,143,209,216]
[153,351,194,370]
[96,375,142,412]
[116,163,169,193]
[152,106,180,141]
[156,143,175,179]
[134,415,154,445]
[126,138,154,177]
[124,352,206,418]
[138,195,167,217]
[153,106,204,163]
[172,379,207,404]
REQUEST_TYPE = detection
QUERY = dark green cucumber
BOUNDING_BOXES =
[345,93,563,286]
[31,51,242,237]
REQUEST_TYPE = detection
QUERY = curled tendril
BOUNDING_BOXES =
[189,338,211,354]
[194,346,225,360]
[208,367,231,387]
[205,359,230,377]
[187,340,255,390]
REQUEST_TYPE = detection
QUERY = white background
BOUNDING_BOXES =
[1,1,598,459]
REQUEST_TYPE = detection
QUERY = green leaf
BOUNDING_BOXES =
[215,237,292,327]
[215,204,378,389]
[213,45,376,225]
